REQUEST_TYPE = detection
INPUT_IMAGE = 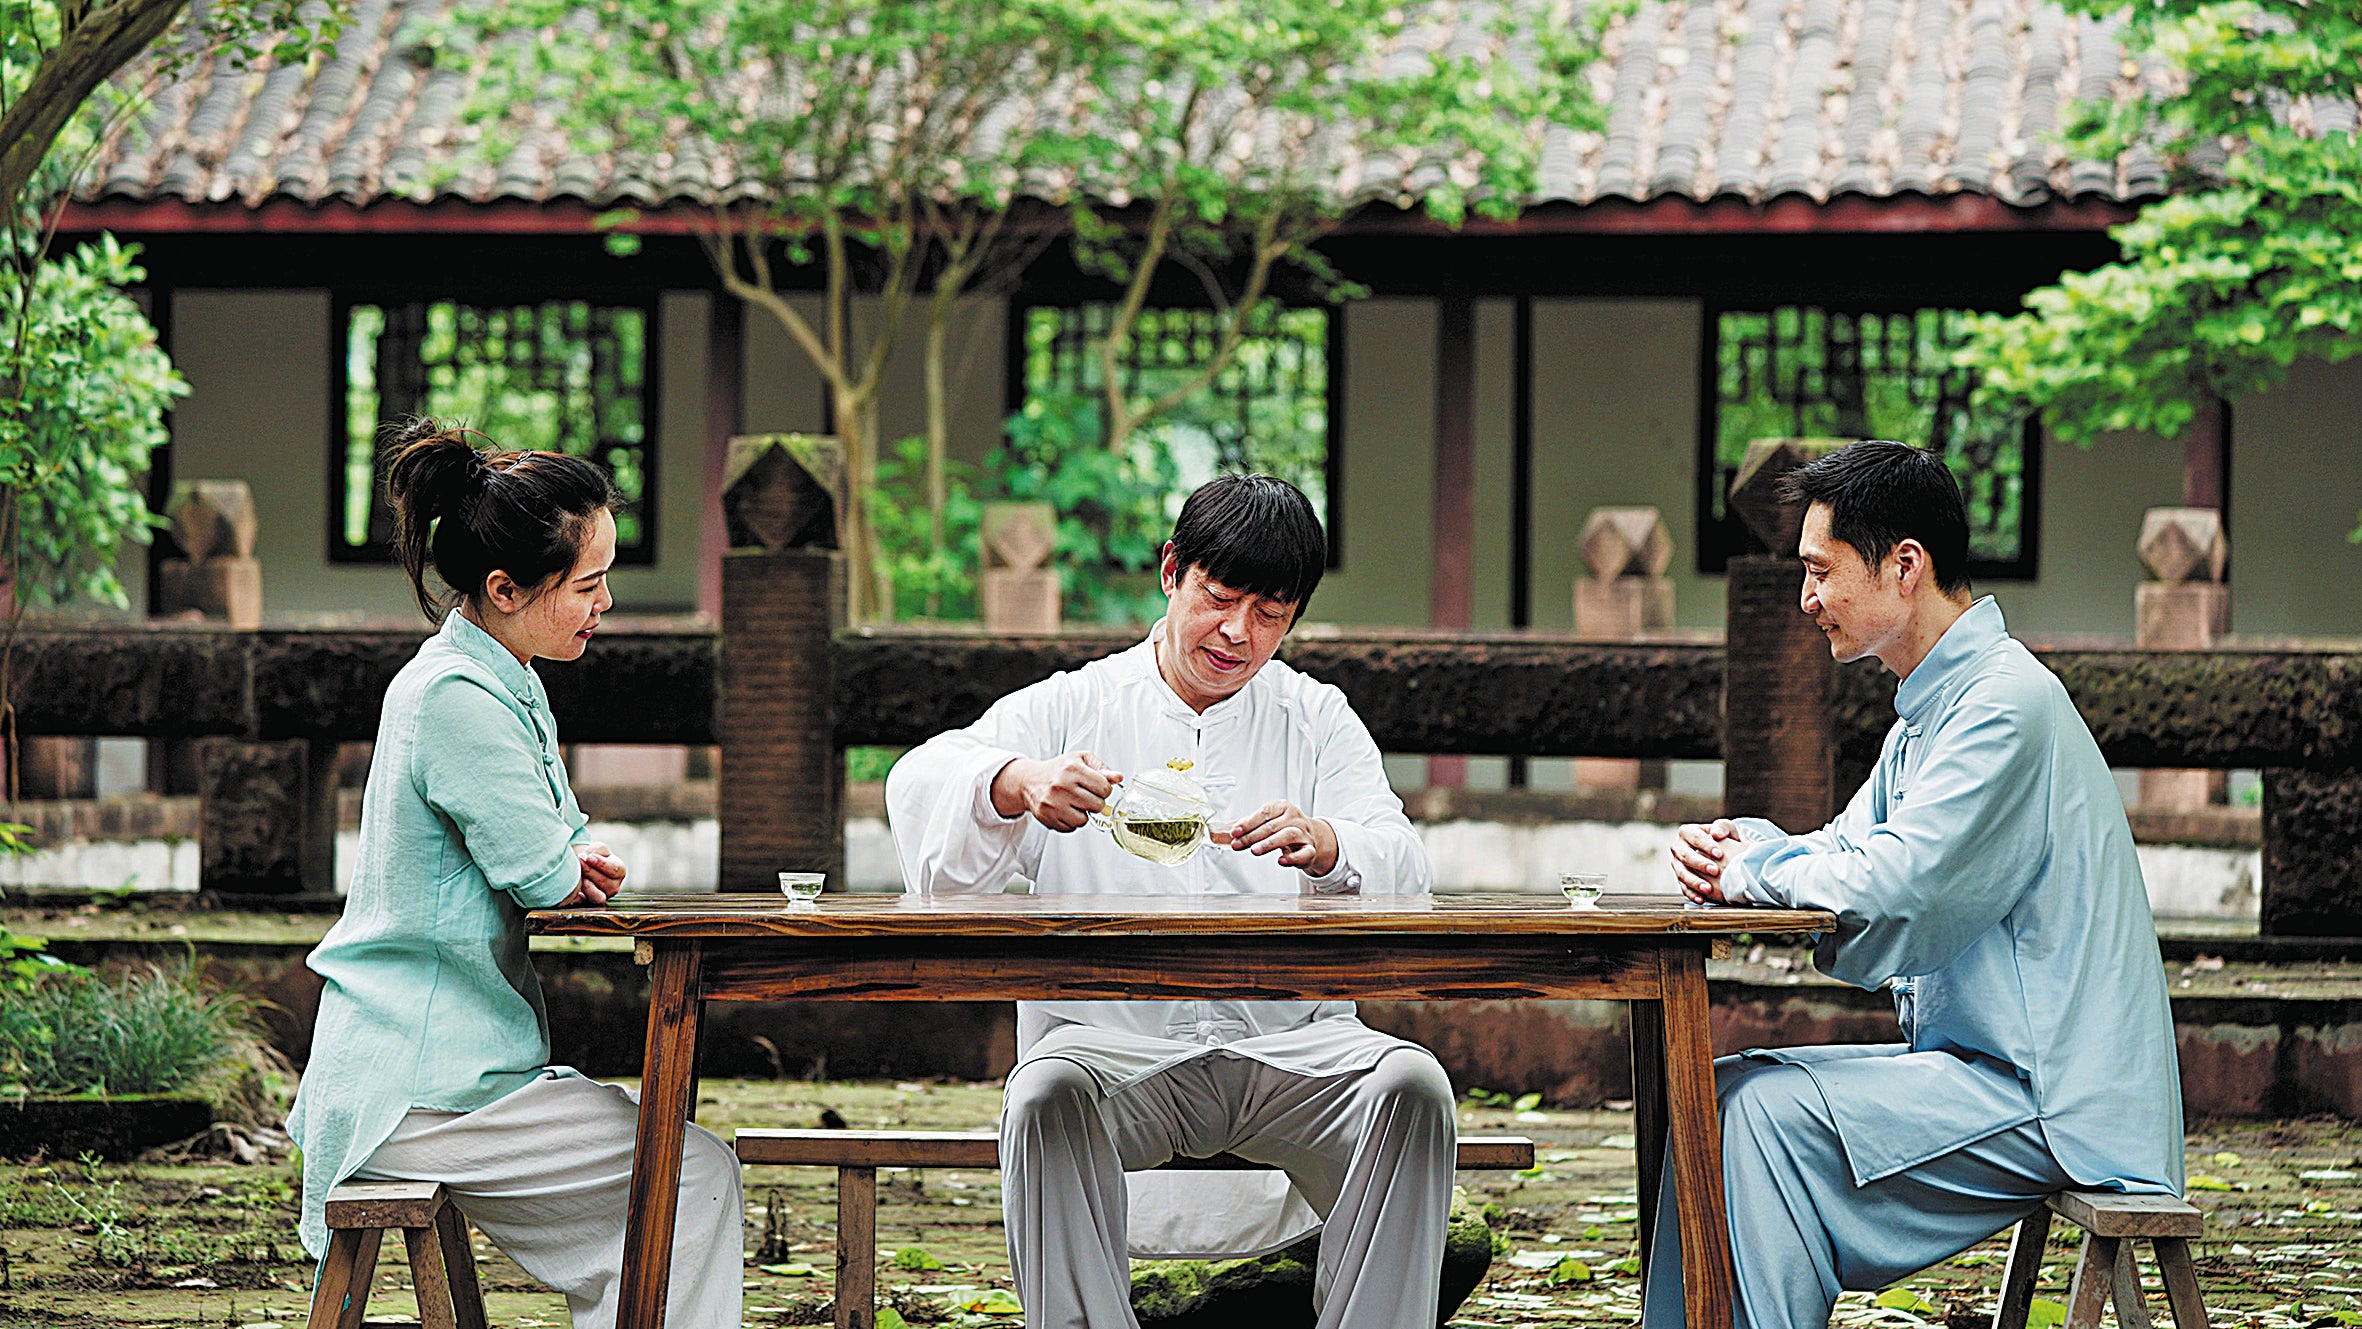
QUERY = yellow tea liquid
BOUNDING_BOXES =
[1109,815,1207,866]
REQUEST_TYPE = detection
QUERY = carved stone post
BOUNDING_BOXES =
[1573,507,1673,792]
[158,480,262,628]
[1722,440,1848,833]
[719,435,845,892]
[980,501,1060,633]
[2135,508,2229,810]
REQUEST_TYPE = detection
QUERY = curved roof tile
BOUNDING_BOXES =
[78,0,2176,215]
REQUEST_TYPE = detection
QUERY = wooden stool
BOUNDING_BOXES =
[308,1180,488,1329]
[1993,1191,2208,1329]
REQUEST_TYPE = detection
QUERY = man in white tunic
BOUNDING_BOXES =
[1655,442,2183,1328]
[888,475,1455,1329]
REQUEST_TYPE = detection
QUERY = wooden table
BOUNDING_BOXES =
[529,892,1834,1329]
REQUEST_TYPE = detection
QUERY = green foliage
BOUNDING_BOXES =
[0,925,86,997]
[994,391,1180,625]
[1956,0,2362,448]
[870,436,982,622]
[845,745,905,784]
[0,232,183,609]
[0,963,258,1098]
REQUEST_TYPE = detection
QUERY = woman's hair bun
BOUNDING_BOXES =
[383,418,486,525]
[380,416,619,622]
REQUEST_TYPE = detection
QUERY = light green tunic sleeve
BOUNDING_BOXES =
[413,672,585,909]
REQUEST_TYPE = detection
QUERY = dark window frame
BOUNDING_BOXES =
[1003,296,1347,571]
[1693,300,2042,580]
[327,290,663,566]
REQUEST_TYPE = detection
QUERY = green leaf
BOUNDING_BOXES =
[1512,1092,1543,1112]
[949,1288,1024,1314]
[758,1263,819,1277]
[2026,1297,2067,1329]
[2185,1174,2235,1191]
[1546,1257,1593,1285]
[876,1311,910,1329]
[893,1247,945,1271]
[1873,1287,1938,1317]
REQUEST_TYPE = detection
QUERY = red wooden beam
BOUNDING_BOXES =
[54,189,2145,240]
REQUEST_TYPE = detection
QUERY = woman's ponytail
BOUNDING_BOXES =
[381,417,618,622]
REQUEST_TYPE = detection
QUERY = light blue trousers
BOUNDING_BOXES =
[1642,1052,2070,1329]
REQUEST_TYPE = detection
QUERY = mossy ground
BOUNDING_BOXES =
[1,1079,2357,1328]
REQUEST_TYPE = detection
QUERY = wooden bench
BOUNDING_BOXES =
[736,1129,1537,1329]
[1992,1191,2208,1329]
[307,1181,487,1329]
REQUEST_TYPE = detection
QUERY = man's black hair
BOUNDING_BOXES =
[1167,474,1327,617]
[1779,440,1974,595]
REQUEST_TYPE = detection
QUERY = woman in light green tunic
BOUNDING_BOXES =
[288,422,742,1329]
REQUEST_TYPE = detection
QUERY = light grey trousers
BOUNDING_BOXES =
[355,1074,745,1329]
[1001,1047,1459,1329]
[1642,1054,2070,1329]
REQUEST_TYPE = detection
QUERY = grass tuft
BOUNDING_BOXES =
[0,964,257,1098]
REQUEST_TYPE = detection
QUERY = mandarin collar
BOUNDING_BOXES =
[1894,596,2006,722]
[442,609,542,706]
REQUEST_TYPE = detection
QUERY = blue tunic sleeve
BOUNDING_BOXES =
[1725,674,2055,990]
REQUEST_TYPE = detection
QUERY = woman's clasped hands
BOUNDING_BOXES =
[565,841,627,906]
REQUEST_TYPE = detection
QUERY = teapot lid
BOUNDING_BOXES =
[1126,758,1210,808]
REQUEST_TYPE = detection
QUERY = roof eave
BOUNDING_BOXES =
[54,189,2147,240]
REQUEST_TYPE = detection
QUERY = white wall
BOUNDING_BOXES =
[2228,357,2362,640]
[1985,427,2183,638]
[167,290,713,620]
[1529,299,1719,631]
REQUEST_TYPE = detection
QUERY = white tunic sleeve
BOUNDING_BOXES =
[1301,686,1431,897]
[885,676,1076,895]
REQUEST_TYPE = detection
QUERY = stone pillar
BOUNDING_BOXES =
[1722,440,1849,834]
[1573,507,1673,792]
[199,737,337,896]
[157,480,262,628]
[718,435,845,892]
[980,501,1060,633]
[2135,508,2229,810]
[2262,769,2362,937]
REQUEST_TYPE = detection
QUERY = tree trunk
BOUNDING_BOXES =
[0,0,190,219]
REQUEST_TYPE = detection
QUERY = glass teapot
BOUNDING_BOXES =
[1094,758,1213,866]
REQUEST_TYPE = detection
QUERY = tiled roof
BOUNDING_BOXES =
[78,0,2316,217]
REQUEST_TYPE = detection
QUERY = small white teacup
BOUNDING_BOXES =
[1559,872,1606,910]
[778,872,826,906]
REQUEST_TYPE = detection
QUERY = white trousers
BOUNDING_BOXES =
[354,1074,744,1329]
[1001,1046,1458,1329]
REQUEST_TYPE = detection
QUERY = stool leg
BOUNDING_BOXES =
[434,1201,490,1329]
[836,1164,878,1329]
[2154,1237,2211,1329]
[405,1225,459,1329]
[307,1227,383,1329]
[2110,1240,2156,1329]
[2063,1235,2118,1329]
[1992,1210,2052,1329]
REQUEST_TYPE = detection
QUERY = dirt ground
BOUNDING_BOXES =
[1,1078,2356,1329]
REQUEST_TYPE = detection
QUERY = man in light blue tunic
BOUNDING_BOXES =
[1654,441,2183,1329]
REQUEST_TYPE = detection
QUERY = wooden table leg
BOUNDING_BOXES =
[1628,998,1667,1274]
[1660,945,1735,1328]
[616,941,706,1329]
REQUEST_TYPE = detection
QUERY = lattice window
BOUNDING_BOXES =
[336,299,654,562]
[1017,302,1338,558]
[1702,306,2038,577]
